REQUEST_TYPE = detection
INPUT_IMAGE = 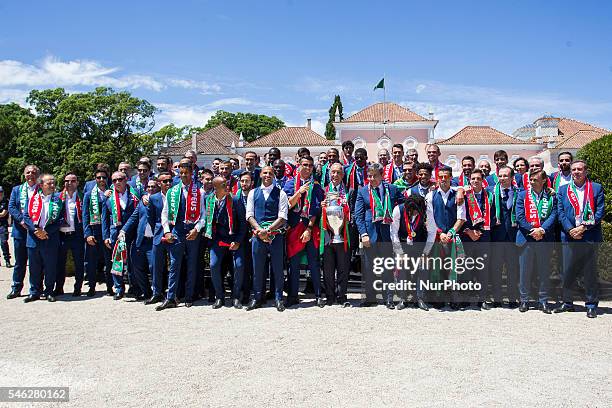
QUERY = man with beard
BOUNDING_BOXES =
[486,150,520,188]
[393,161,418,193]
[425,144,445,182]
[406,163,434,198]
[550,152,573,192]
[317,147,340,187]
[478,160,492,177]
[237,171,255,304]
[382,144,404,184]
[406,148,419,164]
[452,156,476,188]
[284,155,325,307]
[219,160,240,195]
[341,140,355,165]
[233,151,261,187]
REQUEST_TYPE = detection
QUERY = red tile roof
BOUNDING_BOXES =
[161,124,238,156]
[343,102,432,123]
[439,126,529,145]
[246,127,335,147]
[554,129,610,149]
[555,118,609,137]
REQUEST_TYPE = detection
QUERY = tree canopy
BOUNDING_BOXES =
[325,95,343,140]
[577,133,612,222]
[204,110,284,142]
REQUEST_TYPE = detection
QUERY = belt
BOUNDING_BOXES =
[60,231,77,236]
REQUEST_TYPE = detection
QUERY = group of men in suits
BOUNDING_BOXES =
[3,144,605,318]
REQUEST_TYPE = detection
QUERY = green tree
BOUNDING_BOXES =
[0,103,36,188]
[325,95,343,140]
[204,110,284,142]
[577,133,612,222]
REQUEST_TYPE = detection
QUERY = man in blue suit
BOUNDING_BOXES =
[555,160,605,318]
[6,164,40,299]
[83,163,111,195]
[203,177,247,309]
[515,169,557,314]
[489,166,521,308]
[119,179,160,302]
[232,151,261,188]
[83,168,112,296]
[22,174,64,303]
[355,163,404,308]
[55,172,86,297]
[102,171,139,300]
[156,162,205,310]
[128,160,151,198]
[284,155,325,307]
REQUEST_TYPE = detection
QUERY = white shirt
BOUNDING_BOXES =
[391,206,420,244]
[425,188,467,250]
[60,191,78,233]
[573,182,586,224]
[246,184,288,221]
[161,187,206,234]
[558,171,572,188]
[37,194,52,227]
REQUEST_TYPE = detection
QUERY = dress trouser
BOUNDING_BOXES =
[323,243,349,302]
[519,243,552,303]
[28,237,60,297]
[131,237,154,298]
[56,232,86,292]
[561,242,598,308]
[252,236,284,301]
[11,237,28,293]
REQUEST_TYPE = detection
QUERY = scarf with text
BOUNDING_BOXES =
[567,179,596,226]
[466,189,492,231]
[493,184,517,226]
[204,193,234,239]
[109,188,139,226]
[29,192,61,227]
[60,190,83,223]
[294,176,315,219]
[524,189,552,228]
[346,162,369,190]
[167,181,201,225]
[369,183,393,224]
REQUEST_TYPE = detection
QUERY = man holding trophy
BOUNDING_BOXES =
[320,163,352,307]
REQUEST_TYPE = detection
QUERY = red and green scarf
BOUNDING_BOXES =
[346,163,368,189]
[524,189,552,228]
[402,207,422,244]
[28,192,61,227]
[111,238,127,276]
[59,190,83,223]
[19,182,38,212]
[204,193,234,239]
[369,184,393,224]
[567,179,596,226]
[108,188,139,226]
[319,183,351,255]
[295,176,315,219]
[493,184,516,226]
[167,181,201,225]
[466,189,492,231]
[89,186,103,225]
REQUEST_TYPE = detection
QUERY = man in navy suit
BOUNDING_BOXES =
[489,165,521,308]
[146,171,174,304]
[6,164,40,299]
[232,151,261,188]
[515,169,557,314]
[156,162,205,310]
[119,178,160,302]
[355,163,403,308]
[555,160,605,318]
[83,168,112,296]
[128,160,151,198]
[549,152,573,192]
[284,155,325,307]
[237,171,254,304]
[486,150,523,188]
[22,174,64,303]
[102,171,139,300]
[203,177,247,309]
[55,172,86,297]
[83,163,111,195]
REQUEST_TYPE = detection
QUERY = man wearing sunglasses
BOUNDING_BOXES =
[102,171,139,300]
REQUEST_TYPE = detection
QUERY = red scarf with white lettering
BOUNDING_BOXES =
[186,182,202,223]
[466,189,491,231]
[567,179,596,226]
[524,189,552,228]
[59,190,82,223]
[383,163,394,183]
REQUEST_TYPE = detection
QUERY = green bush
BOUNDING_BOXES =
[577,133,612,223]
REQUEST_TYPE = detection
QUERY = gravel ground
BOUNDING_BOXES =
[1,260,611,407]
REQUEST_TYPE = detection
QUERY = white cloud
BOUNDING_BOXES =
[166,78,221,94]
[415,84,426,94]
[0,88,30,105]
[155,103,217,128]
[204,97,294,111]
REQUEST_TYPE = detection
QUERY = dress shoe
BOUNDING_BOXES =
[155,299,177,311]
[144,295,164,305]
[554,303,575,313]
[417,299,430,311]
[285,298,299,308]
[72,290,82,297]
[587,308,597,318]
[326,299,335,307]
[113,293,124,301]
[245,299,262,311]
[40,294,47,300]
[87,288,96,297]
[342,301,352,308]
[518,302,529,312]
[23,295,40,303]
[106,288,114,296]
[6,291,20,300]
[316,297,325,308]
[135,294,147,301]
[480,302,491,310]
[491,302,503,308]
[212,298,224,309]
[275,300,285,312]
[5,261,14,268]
[233,299,242,309]
[539,302,552,314]
[385,301,395,310]
[508,301,519,309]
[185,301,193,308]
[359,301,378,308]
[47,295,56,302]
[396,301,407,311]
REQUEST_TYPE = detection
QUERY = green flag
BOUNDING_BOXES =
[373,78,385,91]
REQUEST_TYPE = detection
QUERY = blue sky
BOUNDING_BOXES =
[1,0,611,138]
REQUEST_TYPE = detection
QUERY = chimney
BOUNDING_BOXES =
[428,111,435,120]
[191,132,197,151]
[334,106,341,122]
[307,118,312,129]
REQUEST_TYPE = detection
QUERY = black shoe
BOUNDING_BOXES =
[491,302,502,308]
[23,295,40,303]
[519,302,529,312]
[156,299,177,311]
[275,300,285,312]
[342,301,352,308]
[396,301,407,311]
[587,308,597,318]
[212,298,224,309]
[539,302,552,314]
[385,301,395,310]
[481,302,491,310]
[113,293,124,301]
[359,301,377,308]
[6,291,20,300]
[87,288,96,297]
[417,299,430,311]
[47,295,56,302]
[316,297,325,308]
[508,301,519,309]
[285,297,299,308]
[53,290,64,297]
[185,301,193,308]
[135,294,147,301]
[554,303,575,313]
[5,261,14,268]
[246,299,262,311]
[326,298,335,307]
[72,290,82,297]
[233,299,242,309]
[449,302,460,310]
[106,288,114,296]
[144,295,163,305]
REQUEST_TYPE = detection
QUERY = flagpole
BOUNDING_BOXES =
[383,74,386,137]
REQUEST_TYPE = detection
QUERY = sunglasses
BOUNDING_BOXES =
[112,178,125,183]
[96,176,107,180]
[160,179,172,184]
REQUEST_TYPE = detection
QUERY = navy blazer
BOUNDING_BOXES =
[83,188,107,239]
[515,189,557,245]
[232,167,261,187]
[8,184,31,240]
[60,192,84,238]
[102,189,138,244]
[122,201,154,247]
[461,189,496,242]
[22,192,64,248]
[128,179,147,198]
[207,195,246,244]
[490,185,520,243]
[283,178,324,228]
[147,192,165,245]
[556,182,604,243]
[355,182,403,243]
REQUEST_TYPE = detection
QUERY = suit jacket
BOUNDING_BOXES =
[122,201,155,247]
[283,178,324,228]
[8,184,32,240]
[207,195,246,244]
[102,189,138,244]
[22,192,64,248]
[556,181,604,242]
[83,188,107,239]
[515,189,557,245]
[147,192,165,245]
[490,185,519,243]
[461,189,496,242]
[60,191,84,239]
[355,182,403,243]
